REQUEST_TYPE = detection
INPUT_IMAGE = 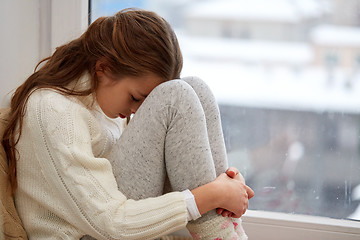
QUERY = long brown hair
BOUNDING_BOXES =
[2,8,183,194]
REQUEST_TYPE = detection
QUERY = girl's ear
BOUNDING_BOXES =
[95,60,106,78]
[95,59,118,86]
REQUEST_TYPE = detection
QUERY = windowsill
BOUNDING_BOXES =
[242,210,360,239]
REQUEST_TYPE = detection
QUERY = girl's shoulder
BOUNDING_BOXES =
[28,88,71,104]
[26,88,94,120]
[30,87,92,102]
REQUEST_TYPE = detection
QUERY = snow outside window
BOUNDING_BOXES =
[90,0,360,224]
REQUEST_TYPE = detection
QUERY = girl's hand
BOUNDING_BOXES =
[210,173,252,218]
[190,167,254,218]
[216,167,254,217]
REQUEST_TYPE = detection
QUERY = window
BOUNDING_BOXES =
[89,0,360,238]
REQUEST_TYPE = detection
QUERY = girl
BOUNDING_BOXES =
[2,9,254,239]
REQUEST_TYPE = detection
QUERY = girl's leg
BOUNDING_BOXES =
[180,77,247,240]
[108,79,216,200]
[181,76,228,177]
[107,78,245,239]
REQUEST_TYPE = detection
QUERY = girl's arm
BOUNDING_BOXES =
[22,90,188,239]
[22,90,251,239]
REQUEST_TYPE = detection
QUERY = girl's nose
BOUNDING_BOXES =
[131,103,141,114]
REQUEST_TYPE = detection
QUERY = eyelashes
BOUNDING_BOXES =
[131,95,140,102]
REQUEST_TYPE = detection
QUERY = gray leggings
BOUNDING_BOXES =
[80,77,229,240]
[107,76,228,201]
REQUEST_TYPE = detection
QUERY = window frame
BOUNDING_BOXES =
[52,1,360,238]
[48,0,89,52]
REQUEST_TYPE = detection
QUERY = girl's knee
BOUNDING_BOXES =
[153,76,210,98]
[182,76,207,88]
[148,79,201,110]
[181,76,213,96]
[152,79,195,98]
[181,77,217,106]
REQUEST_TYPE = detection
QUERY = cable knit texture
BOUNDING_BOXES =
[12,75,248,239]
[0,108,28,239]
[14,89,187,239]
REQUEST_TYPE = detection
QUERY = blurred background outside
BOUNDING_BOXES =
[91,0,360,221]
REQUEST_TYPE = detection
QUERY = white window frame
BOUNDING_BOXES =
[42,0,89,54]
[51,1,360,238]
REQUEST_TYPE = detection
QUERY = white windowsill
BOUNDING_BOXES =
[242,210,360,239]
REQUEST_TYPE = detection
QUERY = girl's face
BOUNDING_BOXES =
[95,72,163,119]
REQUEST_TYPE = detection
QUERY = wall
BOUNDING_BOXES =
[0,0,41,107]
[0,0,88,108]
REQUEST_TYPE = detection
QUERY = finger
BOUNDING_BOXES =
[226,210,232,217]
[246,186,255,199]
[226,167,239,178]
[244,196,250,216]
[221,210,232,217]
[216,208,224,215]
[231,213,242,218]
[231,211,243,218]
[227,168,246,184]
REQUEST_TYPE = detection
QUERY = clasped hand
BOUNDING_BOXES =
[215,167,254,218]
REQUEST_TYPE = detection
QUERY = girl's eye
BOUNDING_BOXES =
[131,95,140,102]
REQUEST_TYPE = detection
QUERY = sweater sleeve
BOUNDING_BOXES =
[24,90,188,239]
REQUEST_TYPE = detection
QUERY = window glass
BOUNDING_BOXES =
[90,0,360,221]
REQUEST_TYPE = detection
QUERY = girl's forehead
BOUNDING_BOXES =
[127,74,163,89]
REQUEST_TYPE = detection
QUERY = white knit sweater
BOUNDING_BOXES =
[14,88,188,239]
